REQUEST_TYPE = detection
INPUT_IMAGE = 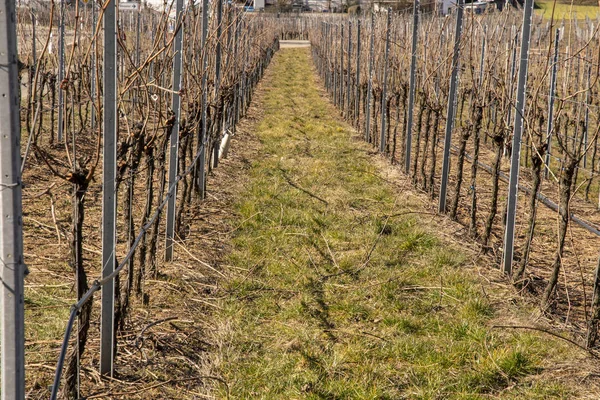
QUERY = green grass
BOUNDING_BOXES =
[25,291,72,343]
[212,48,580,399]
[535,0,598,19]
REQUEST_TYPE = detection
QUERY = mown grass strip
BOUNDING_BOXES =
[213,48,581,399]
[535,0,599,19]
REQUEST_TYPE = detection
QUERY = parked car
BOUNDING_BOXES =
[244,5,254,11]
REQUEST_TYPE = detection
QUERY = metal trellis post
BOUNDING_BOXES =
[133,7,140,108]
[506,31,518,133]
[91,2,97,132]
[100,0,118,376]
[165,0,186,262]
[58,0,65,142]
[544,28,560,179]
[333,24,338,106]
[213,0,223,168]
[438,0,464,213]
[405,0,419,173]
[0,0,25,396]
[355,20,361,125]
[502,0,535,275]
[31,10,36,76]
[346,21,352,117]
[379,9,391,154]
[232,12,240,133]
[366,12,375,143]
[197,0,209,199]
[479,25,486,87]
[584,65,591,168]
[340,23,344,109]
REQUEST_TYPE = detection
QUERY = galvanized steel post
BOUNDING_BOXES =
[506,31,519,132]
[58,0,65,142]
[165,0,186,262]
[584,65,591,168]
[197,0,209,199]
[213,0,223,168]
[355,20,361,125]
[478,25,486,87]
[379,9,391,153]
[0,0,25,396]
[544,28,560,179]
[366,12,375,143]
[405,0,419,173]
[100,0,118,377]
[502,0,535,275]
[438,0,464,213]
[340,23,344,109]
[334,24,338,108]
[346,21,352,117]
[91,2,97,132]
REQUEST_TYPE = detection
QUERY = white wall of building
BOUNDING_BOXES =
[440,0,454,14]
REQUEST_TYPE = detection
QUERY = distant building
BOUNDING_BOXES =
[443,0,496,15]
[464,1,489,13]
[254,0,265,9]
[306,0,342,12]
[439,0,454,14]
[370,0,433,13]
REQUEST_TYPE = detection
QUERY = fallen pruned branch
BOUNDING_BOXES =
[492,324,600,359]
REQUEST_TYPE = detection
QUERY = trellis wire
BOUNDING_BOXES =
[9,2,284,397]
[309,4,600,346]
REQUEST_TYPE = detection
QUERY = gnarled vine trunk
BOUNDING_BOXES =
[63,172,92,399]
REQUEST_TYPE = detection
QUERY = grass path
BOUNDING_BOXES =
[535,0,599,19]
[210,48,586,399]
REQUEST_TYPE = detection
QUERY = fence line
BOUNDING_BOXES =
[10,5,600,397]
[309,6,600,348]
[10,2,289,397]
